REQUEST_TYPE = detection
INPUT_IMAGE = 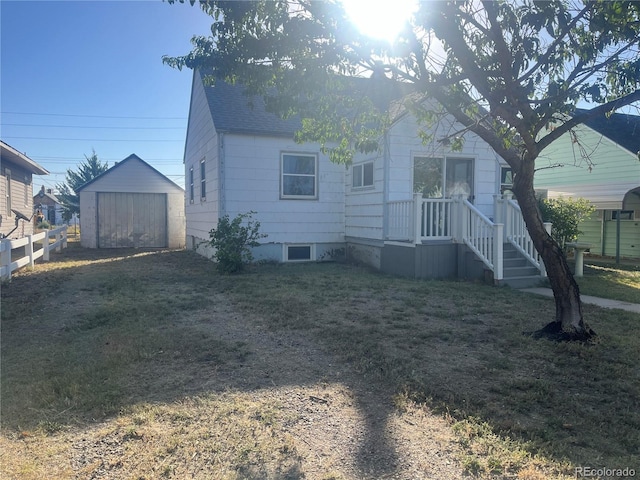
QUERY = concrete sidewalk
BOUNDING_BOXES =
[521,288,640,314]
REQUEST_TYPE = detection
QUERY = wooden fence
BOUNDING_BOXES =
[0,226,68,281]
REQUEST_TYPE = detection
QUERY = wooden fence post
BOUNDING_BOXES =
[0,241,10,281]
[44,230,51,261]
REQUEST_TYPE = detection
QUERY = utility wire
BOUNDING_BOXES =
[1,111,187,120]
[3,123,184,130]
[4,136,182,142]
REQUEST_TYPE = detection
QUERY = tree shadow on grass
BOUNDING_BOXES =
[3,246,639,478]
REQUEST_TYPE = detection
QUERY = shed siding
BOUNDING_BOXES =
[534,123,640,209]
[80,159,182,195]
[223,134,345,244]
[184,71,220,244]
[80,191,98,248]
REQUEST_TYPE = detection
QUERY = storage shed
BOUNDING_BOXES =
[78,154,185,249]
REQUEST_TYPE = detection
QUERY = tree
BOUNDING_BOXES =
[164,0,640,339]
[57,150,109,221]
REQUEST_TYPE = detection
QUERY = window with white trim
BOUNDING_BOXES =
[413,156,474,200]
[5,168,12,216]
[200,159,206,200]
[352,161,374,188]
[281,153,317,199]
[500,167,513,194]
[189,167,194,203]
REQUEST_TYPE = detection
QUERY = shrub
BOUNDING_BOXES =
[36,220,51,230]
[208,212,267,274]
[537,196,595,251]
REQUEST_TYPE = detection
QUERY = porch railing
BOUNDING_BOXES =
[459,196,504,279]
[385,194,549,280]
[494,194,550,276]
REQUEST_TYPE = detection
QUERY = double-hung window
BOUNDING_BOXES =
[200,159,206,200]
[352,162,374,189]
[189,167,194,203]
[281,153,317,199]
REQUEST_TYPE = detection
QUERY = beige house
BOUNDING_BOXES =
[77,154,185,249]
[1,141,49,239]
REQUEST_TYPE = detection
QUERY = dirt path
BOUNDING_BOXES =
[2,247,468,479]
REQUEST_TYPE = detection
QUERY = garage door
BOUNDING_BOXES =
[98,193,167,248]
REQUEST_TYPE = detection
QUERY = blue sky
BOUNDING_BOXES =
[1,0,214,194]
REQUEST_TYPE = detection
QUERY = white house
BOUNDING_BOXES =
[78,154,185,249]
[183,70,544,286]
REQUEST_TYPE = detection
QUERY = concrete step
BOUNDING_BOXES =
[504,265,540,277]
[498,275,546,289]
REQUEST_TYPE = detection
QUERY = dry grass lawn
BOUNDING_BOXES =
[1,242,639,479]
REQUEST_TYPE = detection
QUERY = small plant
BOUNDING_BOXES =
[208,211,267,274]
[36,220,51,230]
[537,196,595,251]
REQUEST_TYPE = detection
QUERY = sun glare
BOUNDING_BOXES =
[342,0,417,43]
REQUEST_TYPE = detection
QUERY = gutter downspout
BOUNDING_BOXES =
[218,132,226,219]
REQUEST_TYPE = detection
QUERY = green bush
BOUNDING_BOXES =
[537,196,595,251]
[208,212,267,274]
[36,220,51,230]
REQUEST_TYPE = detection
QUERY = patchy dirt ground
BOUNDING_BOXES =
[1,244,468,479]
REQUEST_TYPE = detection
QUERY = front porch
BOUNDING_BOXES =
[382,194,551,287]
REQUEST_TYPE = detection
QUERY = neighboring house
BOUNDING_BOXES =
[1,141,49,239]
[534,110,640,259]
[33,186,65,226]
[77,154,185,249]
[183,70,544,286]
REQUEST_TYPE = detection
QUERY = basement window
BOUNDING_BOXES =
[285,244,314,262]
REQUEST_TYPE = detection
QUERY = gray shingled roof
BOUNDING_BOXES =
[199,70,415,137]
[200,70,302,137]
[576,108,640,155]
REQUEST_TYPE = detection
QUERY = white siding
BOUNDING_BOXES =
[80,191,97,248]
[183,72,220,243]
[345,153,385,240]
[223,134,345,244]
[387,112,501,219]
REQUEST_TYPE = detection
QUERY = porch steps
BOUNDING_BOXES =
[498,243,546,289]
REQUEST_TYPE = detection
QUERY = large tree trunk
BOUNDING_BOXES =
[513,172,595,341]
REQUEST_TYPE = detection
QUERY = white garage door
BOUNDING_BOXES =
[98,193,167,248]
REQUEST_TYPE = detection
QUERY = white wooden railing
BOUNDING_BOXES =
[387,199,415,241]
[459,196,504,279]
[385,194,551,280]
[494,194,550,276]
[0,226,68,281]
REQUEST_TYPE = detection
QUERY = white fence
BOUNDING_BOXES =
[0,226,68,281]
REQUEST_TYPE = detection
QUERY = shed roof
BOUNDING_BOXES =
[76,154,183,193]
[0,141,49,175]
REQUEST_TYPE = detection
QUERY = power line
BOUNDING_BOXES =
[4,136,183,142]
[3,123,184,130]
[1,111,187,120]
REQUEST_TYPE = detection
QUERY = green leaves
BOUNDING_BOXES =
[208,212,267,274]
